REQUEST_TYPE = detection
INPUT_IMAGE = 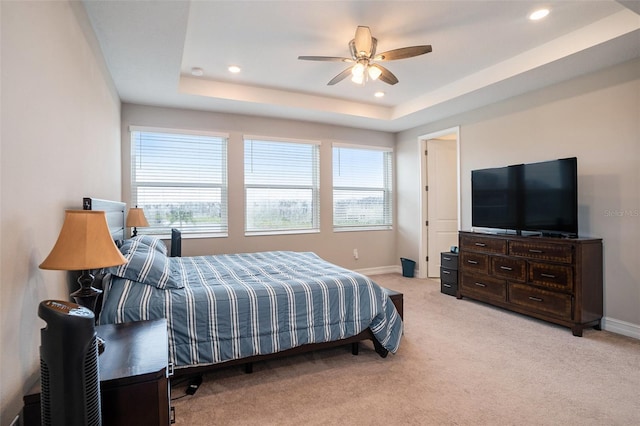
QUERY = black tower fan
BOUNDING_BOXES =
[38,300,102,425]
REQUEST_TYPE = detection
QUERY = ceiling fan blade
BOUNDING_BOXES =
[374,45,432,61]
[298,56,353,62]
[349,40,357,59]
[354,26,373,56]
[327,67,353,85]
[374,64,399,85]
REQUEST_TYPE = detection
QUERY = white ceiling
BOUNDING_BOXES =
[82,0,640,132]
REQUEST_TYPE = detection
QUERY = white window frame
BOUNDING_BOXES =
[130,126,229,238]
[244,135,320,235]
[332,142,393,232]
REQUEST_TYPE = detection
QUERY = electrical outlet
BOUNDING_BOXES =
[353,249,359,260]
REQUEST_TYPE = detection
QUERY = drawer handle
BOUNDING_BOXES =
[443,283,452,288]
[540,273,556,279]
[443,256,451,261]
[442,270,450,275]
[528,249,543,253]
[528,296,543,302]
[467,260,478,265]
[474,282,487,287]
[500,266,513,271]
[474,242,486,247]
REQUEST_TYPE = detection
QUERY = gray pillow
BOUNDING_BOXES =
[108,239,182,289]
[130,235,168,256]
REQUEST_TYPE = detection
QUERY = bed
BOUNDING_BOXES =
[84,198,403,375]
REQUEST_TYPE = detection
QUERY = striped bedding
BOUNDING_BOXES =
[99,248,403,369]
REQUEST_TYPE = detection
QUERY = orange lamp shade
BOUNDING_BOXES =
[39,210,127,271]
[126,207,149,228]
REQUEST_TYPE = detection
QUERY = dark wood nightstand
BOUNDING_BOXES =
[23,319,172,426]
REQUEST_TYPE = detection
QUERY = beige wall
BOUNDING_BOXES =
[1,1,638,423]
[396,58,640,337]
[0,1,122,422]
[121,104,397,271]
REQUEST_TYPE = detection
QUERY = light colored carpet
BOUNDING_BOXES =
[170,274,640,425]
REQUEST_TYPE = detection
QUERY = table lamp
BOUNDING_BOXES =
[39,210,128,314]
[126,206,149,237]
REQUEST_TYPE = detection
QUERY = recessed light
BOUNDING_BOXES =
[228,65,241,73]
[191,67,204,76]
[529,8,550,21]
[374,91,385,98]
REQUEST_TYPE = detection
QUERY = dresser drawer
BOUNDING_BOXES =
[440,267,458,283]
[528,262,573,291]
[460,252,489,273]
[440,280,458,296]
[509,283,572,319]
[491,256,526,281]
[460,273,506,303]
[509,241,573,263]
[460,234,507,254]
[440,252,459,270]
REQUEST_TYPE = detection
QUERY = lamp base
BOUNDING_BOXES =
[71,271,106,353]
[71,270,103,314]
[70,285,103,313]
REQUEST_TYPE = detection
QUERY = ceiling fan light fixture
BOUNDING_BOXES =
[368,65,382,80]
[352,62,365,77]
[351,73,364,85]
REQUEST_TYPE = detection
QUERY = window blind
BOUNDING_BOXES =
[333,144,393,230]
[131,130,228,236]
[244,137,320,233]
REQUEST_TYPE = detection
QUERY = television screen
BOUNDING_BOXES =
[471,165,519,230]
[470,157,578,237]
[521,157,577,236]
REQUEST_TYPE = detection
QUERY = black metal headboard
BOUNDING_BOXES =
[82,197,126,241]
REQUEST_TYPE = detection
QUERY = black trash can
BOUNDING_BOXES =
[400,258,416,278]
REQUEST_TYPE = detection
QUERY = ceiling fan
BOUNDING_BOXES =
[298,26,432,86]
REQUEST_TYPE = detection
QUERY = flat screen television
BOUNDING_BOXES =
[471,164,519,230]
[471,157,578,237]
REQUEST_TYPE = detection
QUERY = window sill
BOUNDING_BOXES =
[333,226,393,233]
[245,229,320,237]
[151,233,228,240]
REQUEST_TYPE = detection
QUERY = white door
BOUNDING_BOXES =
[427,139,458,277]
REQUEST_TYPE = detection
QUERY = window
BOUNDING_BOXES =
[244,136,320,234]
[333,143,393,230]
[130,127,228,236]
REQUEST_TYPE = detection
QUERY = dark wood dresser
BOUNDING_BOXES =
[457,231,603,336]
[23,319,172,426]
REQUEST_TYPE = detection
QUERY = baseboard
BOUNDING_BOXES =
[602,317,640,340]
[354,265,401,276]
[356,265,425,277]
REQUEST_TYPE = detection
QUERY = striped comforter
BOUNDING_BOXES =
[99,251,403,368]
